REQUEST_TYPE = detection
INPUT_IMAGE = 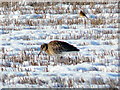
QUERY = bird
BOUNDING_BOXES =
[38,40,79,56]
[79,11,88,19]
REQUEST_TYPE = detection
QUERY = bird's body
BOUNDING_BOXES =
[79,11,88,18]
[39,40,79,56]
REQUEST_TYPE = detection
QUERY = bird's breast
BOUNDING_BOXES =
[45,49,56,55]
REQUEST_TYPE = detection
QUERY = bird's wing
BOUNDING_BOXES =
[58,41,79,51]
[49,41,79,54]
[49,41,64,54]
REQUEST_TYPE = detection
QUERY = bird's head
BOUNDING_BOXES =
[41,43,48,51]
[38,43,48,56]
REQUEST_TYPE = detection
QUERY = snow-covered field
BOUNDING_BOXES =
[0,2,119,88]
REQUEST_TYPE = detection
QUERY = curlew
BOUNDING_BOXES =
[38,40,79,56]
[38,40,79,65]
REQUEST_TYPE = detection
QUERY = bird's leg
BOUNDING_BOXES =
[53,54,61,66]
[53,55,58,66]
[84,18,87,28]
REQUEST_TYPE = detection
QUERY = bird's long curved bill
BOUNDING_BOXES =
[38,50,42,56]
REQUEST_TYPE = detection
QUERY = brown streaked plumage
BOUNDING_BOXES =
[79,11,88,19]
[38,40,79,56]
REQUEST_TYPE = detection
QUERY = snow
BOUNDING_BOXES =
[0,1,119,89]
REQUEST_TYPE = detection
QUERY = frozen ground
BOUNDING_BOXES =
[0,2,119,88]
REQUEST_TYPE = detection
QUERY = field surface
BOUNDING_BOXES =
[0,2,119,88]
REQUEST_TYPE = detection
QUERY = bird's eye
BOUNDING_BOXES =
[41,45,44,49]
